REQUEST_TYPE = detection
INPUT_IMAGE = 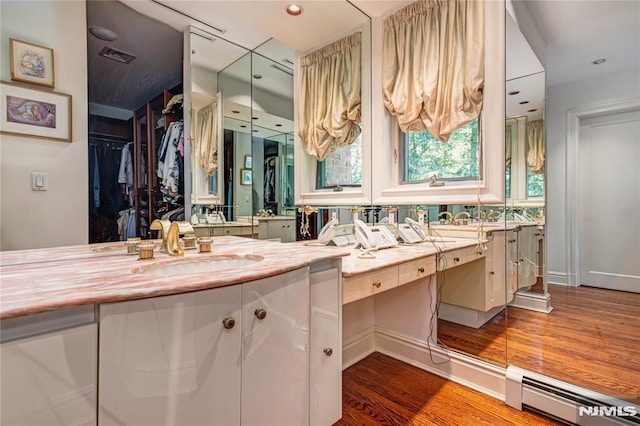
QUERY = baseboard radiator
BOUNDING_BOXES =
[506,366,640,425]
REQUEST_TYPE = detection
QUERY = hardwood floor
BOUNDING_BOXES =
[438,284,640,404]
[337,352,561,426]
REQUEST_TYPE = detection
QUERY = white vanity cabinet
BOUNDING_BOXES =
[98,283,242,426]
[256,217,296,242]
[0,307,97,425]
[98,264,342,426]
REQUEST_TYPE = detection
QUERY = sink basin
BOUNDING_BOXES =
[133,255,263,276]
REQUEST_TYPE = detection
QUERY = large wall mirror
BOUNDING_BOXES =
[506,0,640,405]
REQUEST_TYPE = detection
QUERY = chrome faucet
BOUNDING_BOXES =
[165,221,195,256]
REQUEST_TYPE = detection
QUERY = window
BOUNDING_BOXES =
[402,118,481,183]
[526,167,544,197]
[316,134,362,188]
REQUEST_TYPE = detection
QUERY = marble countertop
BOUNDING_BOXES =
[429,221,541,235]
[293,237,482,277]
[192,221,253,228]
[0,236,350,320]
[254,216,296,221]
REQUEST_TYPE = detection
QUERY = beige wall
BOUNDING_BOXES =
[1,0,88,250]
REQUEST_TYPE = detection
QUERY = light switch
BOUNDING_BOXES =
[31,172,47,191]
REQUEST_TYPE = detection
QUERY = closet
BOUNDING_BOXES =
[88,85,184,243]
[132,84,184,239]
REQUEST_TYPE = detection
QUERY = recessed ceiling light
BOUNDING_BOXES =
[508,91,520,96]
[231,110,240,114]
[252,74,263,79]
[519,101,529,105]
[89,25,118,41]
[592,58,606,65]
[286,4,303,16]
[527,109,538,113]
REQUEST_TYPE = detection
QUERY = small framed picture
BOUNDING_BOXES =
[241,169,252,185]
[10,38,55,88]
[0,81,72,142]
[244,155,252,168]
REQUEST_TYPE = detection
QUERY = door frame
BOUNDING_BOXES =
[565,97,640,287]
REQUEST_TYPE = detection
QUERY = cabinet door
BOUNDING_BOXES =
[242,268,310,426]
[309,266,342,426]
[99,285,242,426]
[1,324,97,425]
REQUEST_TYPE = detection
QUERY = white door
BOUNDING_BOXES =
[99,285,242,425]
[579,110,640,293]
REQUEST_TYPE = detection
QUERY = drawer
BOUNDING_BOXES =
[212,226,249,237]
[398,255,436,285]
[439,246,485,270]
[343,265,399,304]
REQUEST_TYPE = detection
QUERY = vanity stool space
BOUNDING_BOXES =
[0,238,346,426]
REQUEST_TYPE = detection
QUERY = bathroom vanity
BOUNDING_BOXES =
[0,237,347,426]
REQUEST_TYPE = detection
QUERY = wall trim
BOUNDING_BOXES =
[547,271,568,286]
[509,291,553,313]
[373,327,506,401]
[565,98,640,288]
[342,326,375,370]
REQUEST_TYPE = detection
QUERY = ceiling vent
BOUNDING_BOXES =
[98,46,137,64]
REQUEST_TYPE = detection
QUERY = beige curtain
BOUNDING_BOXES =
[383,0,484,141]
[196,101,218,176]
[527,119,544,173]
[298,32,361,161]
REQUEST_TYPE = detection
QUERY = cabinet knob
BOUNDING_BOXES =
[418,267,425,273]
[323,348,333,357]
[489,271,495,275]
[453,257,460,262]
[222,317,236,329]
[372,280,382,288]
[254,309,267,320]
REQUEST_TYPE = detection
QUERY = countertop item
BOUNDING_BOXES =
[0,236,350,320]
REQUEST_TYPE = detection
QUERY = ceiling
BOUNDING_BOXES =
[87,0,640,121]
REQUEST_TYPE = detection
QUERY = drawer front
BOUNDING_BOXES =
[213,226,245,236]
[343,266,398,304]
[440,246,485,270]
[398,255,436,285]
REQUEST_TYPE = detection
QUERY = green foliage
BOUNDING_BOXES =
[405,119,480,181]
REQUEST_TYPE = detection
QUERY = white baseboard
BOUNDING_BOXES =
[547,271,568,286]
[509,291,553,313]
[373,327,506,401]
[342,326,375,370]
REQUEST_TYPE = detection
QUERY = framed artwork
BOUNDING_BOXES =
[0,81,72,142]
[10,38,55,88]
[244,155,252,168]
[241,169,252,185]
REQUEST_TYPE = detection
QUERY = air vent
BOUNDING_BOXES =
[270,64,293,76]
[282,58,294,66]
[98,46,137,64]
[151,0,227,35]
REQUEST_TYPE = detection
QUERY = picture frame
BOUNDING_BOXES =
[241,169,252,185]
[0,81,72,142]
[244,155,252,168]
[10,38,55,88]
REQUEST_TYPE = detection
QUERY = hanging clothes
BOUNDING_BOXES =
[157,121,184,202]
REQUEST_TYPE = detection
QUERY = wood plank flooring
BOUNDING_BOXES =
[438,284,640,404]
[337,352,561,426]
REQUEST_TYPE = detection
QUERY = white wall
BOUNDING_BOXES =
[0,0,88,250]
[545,67,640,282]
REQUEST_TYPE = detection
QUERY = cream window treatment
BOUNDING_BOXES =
[298,32,361,162]
[383,0,484,142]
[527,119,544,173]
[195,101,218,176]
